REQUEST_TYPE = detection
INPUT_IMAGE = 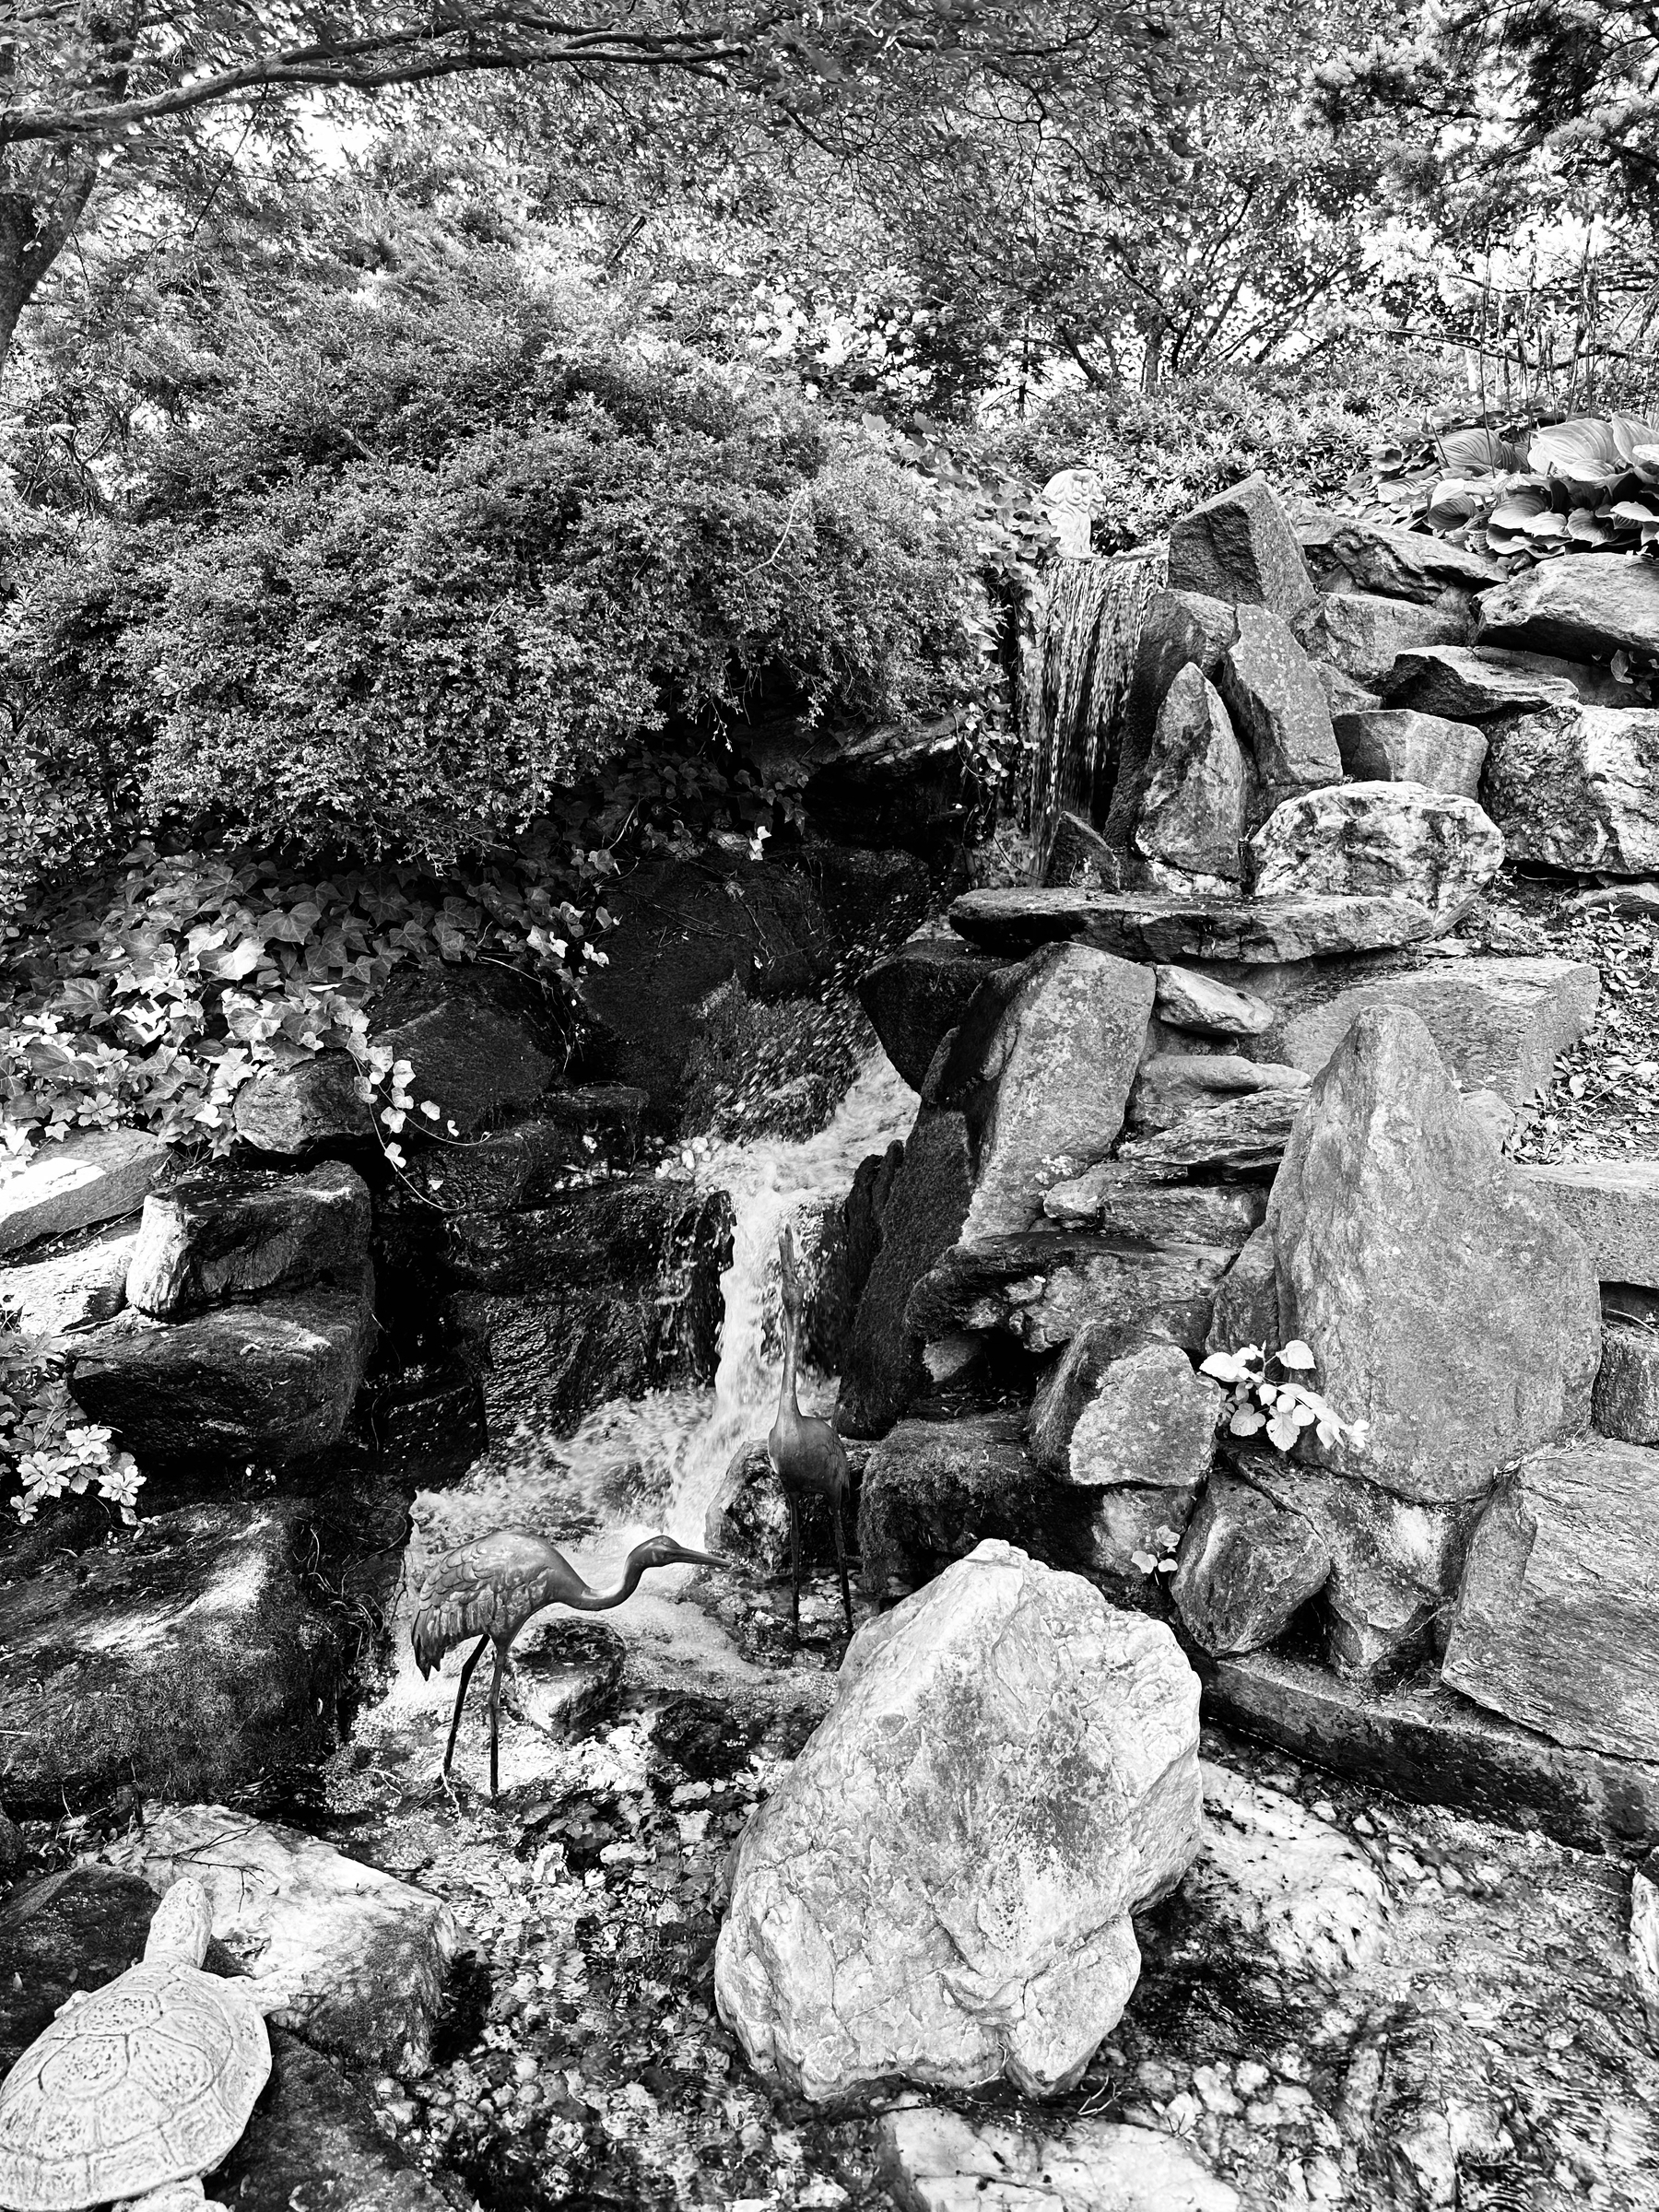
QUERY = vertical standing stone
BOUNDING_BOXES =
[1167,474,1320,620]
[1266,1006,1602,1504]
[1133,665,1251,888]
[1218,606,1343,818]
[954,943,1154,1244]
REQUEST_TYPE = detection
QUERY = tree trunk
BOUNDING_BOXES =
[0,149,101,387]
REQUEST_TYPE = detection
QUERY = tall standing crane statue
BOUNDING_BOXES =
[768,1221,854,1641]
[412,1529,730,1797]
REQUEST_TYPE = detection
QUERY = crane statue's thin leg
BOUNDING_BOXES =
[443,1636,488,1779]
[831,1495,853,1637]
[787,1495,803,1644]
[487,1643,508,1800]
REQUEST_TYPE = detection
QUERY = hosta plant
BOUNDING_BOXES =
[1199,1340,1361,1453]
[1361,414,1659,568]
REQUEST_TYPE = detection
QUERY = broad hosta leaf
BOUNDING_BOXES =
[1441,428,1528,475]
[1610,417,1659,465]
[1425,477,1493,530]
[1529,417,1627,480]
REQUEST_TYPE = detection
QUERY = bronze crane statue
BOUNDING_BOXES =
[768,1222,854,1640]
[411,1528,729,1797]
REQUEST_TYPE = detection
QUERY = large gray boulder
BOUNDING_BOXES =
[1248,782,1503,918]
[1267,1006,1602,1502]
[954,943,1153,1242]
[1218,606,1343,817]
[1263,954,1599,1112]
[1482,703,1659,877]
[1167,473,1318,619]
[1294,511,1504,602]
[1300,590,1470,688]
[1442,1440,1659,1761]
[1476,553,1659,664]
[68,1274,377,1467]
[371,968,559,1135]
[0,1500,342,1814]
[0,1128,171,1258]
[713,1542,1203,2100]
[1332,707,1488,798]
[1133,665,1249,888]
[1520,1159,1659,1288]
[125,1162,371,1320]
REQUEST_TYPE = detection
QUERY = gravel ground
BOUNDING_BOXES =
[1455,872,1659,1165]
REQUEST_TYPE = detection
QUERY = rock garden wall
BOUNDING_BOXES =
[811,471,1659,1852]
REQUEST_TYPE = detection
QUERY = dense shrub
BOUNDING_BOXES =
[0,301,990,893]
[994,349,1462,549]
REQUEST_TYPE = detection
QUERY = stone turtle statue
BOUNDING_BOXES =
[0,1876,278,2212]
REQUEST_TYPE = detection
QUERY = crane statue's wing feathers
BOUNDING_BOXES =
[411,1547,505,1674]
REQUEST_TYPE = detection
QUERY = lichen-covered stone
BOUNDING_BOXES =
[856,1413,1092,1591]
[1064,1342,1217,1493]
[1117,1088,1305,1177]
[1301,590,1470,688]
[877,2104,1239,2212]
[948,885,1438,966]
[1248,782,1503,919]
[69,1273,377,1468]
[1267,1006,1602,1503]
[714,1542,1203,2100]
[1129,1052,1309,1135]
[1218,605,1343,815]
[1382,642,1617,719]
[1041,1164,1264,1247]
[1475,553,1659,664]
[233,1053,373,1155]
[1295,511,1504,603]
[910,1231,1232,1356]
[1522,1159,1659,1288]
[1483,703,1659,877]
[1153,965,1275,1038]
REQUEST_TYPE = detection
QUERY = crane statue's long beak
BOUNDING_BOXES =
[666,1542,744,1573]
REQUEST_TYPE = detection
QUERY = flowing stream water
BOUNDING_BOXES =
[365,1048,918,1771]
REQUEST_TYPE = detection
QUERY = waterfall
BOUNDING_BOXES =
[389,1049,918,1694]
[1021,546,1166,883]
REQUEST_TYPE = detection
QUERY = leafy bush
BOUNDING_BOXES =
[1361,413,1659,564]
[990,350,1461,550]
[1,304,990,890]
[2,1335,142,1526]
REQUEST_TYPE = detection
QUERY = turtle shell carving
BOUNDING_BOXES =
[0,1956,269,2210]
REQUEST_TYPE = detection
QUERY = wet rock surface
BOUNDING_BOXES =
[125,1160,371,1319]
[0,1500,342,1814]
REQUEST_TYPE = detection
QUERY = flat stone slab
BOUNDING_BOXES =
[0,1128,171,1257]
[103,1804,460,2071]
[1442,1440,1659,1763]
[1258,953,1600,1111]
[1116,1087,1305,1176]
[68,1274,377,1468]
[0,1220,135,1339]
[1332,707,1488,798]
[1476,552,1659,664]
[0,1500,340,1814]
[908,1232,1235,1355]
[1207,1646,1659,1852]
[1523,1159,1659,1287]
[1294,509,1505,601]
[878,2104,1240,2212]
[1382,642,1626,718]
[949,888,1440,965]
